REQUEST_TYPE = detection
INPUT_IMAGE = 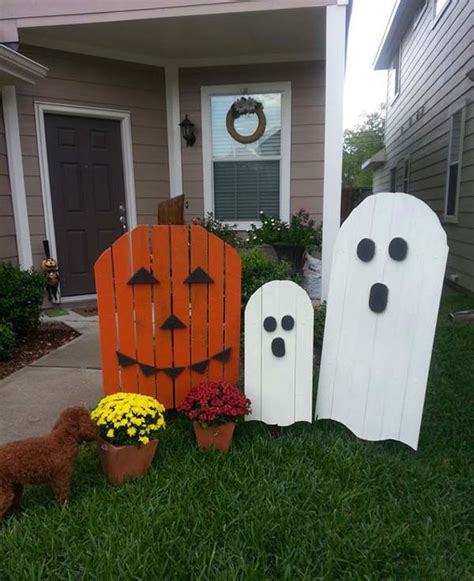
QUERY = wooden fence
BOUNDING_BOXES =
[95,225,241,408]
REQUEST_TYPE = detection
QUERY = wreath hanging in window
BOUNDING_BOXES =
[226,96,266,144]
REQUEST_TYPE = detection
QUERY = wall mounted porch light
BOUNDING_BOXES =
[179,115,196,147]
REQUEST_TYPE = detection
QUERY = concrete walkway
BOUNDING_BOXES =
[0,309,103,445]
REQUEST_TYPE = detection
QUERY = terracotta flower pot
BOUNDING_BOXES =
[193,421,236,453]
[97,438,158,484]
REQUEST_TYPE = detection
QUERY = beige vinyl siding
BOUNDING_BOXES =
[16,46,169,268]
[179,61,325,223]
[0,100,18,264]
[373,0,474,292]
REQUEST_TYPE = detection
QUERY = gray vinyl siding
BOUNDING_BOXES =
[0,100,18,264]
[16,46,169,269]
[179,61,325,224]
[373,0,474,292]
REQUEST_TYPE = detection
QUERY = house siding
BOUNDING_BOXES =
[373,0,474,291]
[0,99,18,264]
[179,61,325,224]
[16,46,169,268]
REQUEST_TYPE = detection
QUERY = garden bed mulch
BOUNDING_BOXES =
[0,323,80,380]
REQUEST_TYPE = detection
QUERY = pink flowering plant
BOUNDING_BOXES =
[248,209,322,250]
[177,381,251,427]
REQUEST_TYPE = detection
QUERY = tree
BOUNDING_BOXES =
[343,106,385,188]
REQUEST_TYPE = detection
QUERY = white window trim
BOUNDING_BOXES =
[432,0,451,28]
[402,156,411,193]
[390,45,402,105]
[413,0,428,29]
[201,81,291,229]
[444,106,466,223]
[34,102,138,273]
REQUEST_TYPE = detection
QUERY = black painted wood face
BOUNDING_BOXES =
[357,238,376,262]
[263,316,277,332]
[271,337,286,357]
[281,315,295,331]
[389,237,408,261]
[160,314,186,330]
[369,283,388,313]
[184,267,214,284]
[128,267,159,285]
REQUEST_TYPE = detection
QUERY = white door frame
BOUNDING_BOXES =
[201,81,292,230]
[34,102,138,270]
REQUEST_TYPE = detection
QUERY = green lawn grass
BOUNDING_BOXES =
[1,291,473,579]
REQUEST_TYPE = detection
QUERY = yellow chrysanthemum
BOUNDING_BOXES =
[106,428,114,438]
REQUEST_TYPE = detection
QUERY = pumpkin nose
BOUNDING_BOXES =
[369,282,388,313]
[271,337,285,357]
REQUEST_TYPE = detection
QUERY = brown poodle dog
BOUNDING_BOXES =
[0,407,98,521]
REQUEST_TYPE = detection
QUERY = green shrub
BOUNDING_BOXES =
[193,213,243,248]
[0,322,15,362]
[248,210,322,251]
[314,302,326,349]
[240,248,296,307]
[0,263,45,339]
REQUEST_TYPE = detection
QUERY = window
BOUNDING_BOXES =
[445,109,464,219]
[413,0,427,28]
[434,0,450,18]
[402,159,410,193]
[390,167,397,192]
[202,83,291,226]
[388,48,401,103]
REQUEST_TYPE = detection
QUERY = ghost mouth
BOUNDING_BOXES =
[116,347,232,378]
[271,337,286,357]
[369,282,388,313]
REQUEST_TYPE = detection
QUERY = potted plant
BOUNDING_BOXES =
[91,392,166,484]
[177,381,251,453]
[248,210,322,274]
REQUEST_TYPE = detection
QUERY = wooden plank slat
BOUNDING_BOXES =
[223,245,241,385]
[190,226,209,387]
[171,226,191,407]
[131,225,155,398]
[152,225,174,409]
[208,233,225,382]
[112,232,138,393]
[94,247,119,394]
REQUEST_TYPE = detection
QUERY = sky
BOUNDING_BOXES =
[344,0,396,129]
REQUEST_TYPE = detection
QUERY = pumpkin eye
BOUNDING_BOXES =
[263,316,277,332]
[184,267,214,284]
[389,237,408,261]
[357,238,375,262]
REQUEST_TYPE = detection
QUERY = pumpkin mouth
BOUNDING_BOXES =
[116,347,232,378]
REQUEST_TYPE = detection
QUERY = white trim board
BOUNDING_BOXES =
[34,102,138,265]
[165,66,183,197]
[201,81,292,229]
[2,85,33,268]
[321,3,346,301]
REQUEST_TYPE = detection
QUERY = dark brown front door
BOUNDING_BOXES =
[45,114,127,296]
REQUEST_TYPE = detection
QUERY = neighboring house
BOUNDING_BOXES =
[0,0,352,300]
[364,0,474,292]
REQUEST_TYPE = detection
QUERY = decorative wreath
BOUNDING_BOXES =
[226,96,266,144]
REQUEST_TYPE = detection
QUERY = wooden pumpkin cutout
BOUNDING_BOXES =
[315,193,448,450]
[245,281,314,426]
[95,225,241,408]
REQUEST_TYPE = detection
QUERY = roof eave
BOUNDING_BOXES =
[0,43,48,86]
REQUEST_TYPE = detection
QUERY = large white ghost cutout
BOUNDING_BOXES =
[245,280,314,426]
[316,192,448,449]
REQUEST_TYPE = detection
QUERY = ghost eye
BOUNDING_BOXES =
[389,237,408,261]
[281,315,294,331]
[357,238,375,262]
[263,316,277,332]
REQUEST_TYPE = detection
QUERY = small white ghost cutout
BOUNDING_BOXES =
[245,280,314,426]
[315,192,448,449]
